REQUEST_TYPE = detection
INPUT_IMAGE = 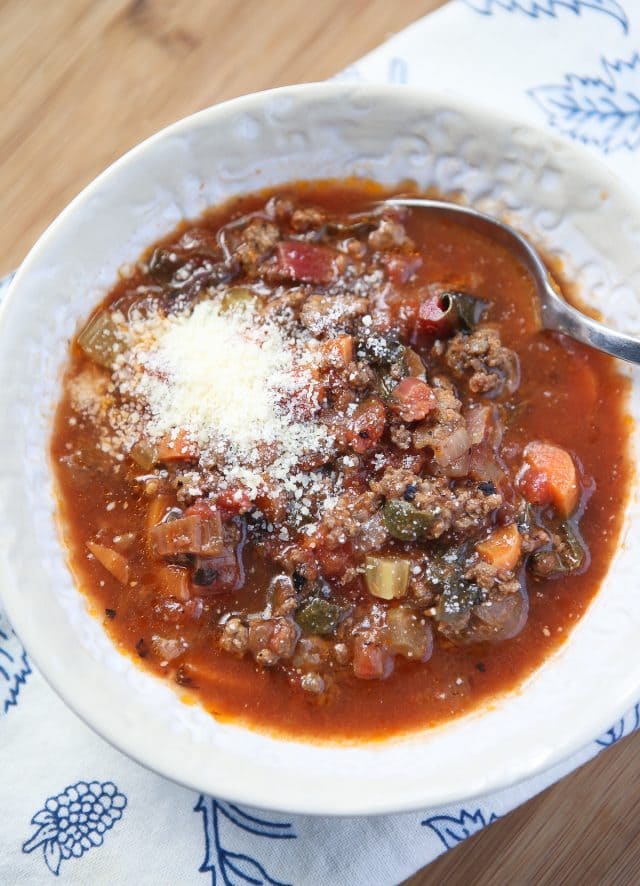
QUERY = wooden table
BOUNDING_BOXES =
[2,2,639,883]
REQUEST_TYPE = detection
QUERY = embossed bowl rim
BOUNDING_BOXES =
[1,82,640,816]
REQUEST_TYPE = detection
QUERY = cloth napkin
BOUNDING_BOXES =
[3,3,640,883]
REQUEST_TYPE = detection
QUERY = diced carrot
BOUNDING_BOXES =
[476,524,522,571]
[157,430,199,463]
[87,540,129,584]
[390,377,436,422]
[520,441,579,517]
[317,335,354,368]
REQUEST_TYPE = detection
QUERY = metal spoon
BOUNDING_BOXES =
[382,198,640,365]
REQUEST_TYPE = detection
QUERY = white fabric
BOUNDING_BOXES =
[2,2,640,882]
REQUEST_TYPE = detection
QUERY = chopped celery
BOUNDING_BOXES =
[220,287,260,313]
[77,310,119,368]
[365,556,410,600]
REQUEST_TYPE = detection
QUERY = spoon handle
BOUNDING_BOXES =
[541,286,640,365]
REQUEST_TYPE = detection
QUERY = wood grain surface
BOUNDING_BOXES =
[2,2,640,884]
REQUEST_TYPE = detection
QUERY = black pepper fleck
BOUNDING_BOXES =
[193,565,218,586]
[478,481,496,496]
[292,568,307,593]
[136,638,148,658]
[403,483,418,502]
[105,608,116,620]
[475,661,486,673]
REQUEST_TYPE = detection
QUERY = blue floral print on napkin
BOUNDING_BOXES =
[0,611,31,714]
[422,807,499,850]
[529,53,640,153]
[462,0,629,33]
[22,781,127,876]
[195,796,296,886]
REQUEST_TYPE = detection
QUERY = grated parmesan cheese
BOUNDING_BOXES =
[73,296,339,510]
[127,300,308,453]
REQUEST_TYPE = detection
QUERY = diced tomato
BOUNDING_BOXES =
[519,441,579,517]
[417,296,452,336]
[315,542,354,578]
[390,377,436,422]
[254,484,288,523]
[157,429,198,463]
[317,336,354,368]
[213,486,253,518]
[185,499,220,520]
[476,524,522,571]
[352,635,394,680]
[272,241,336,284]
[383,253,423,286]
[345,397,386,453]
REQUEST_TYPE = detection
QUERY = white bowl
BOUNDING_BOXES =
[1,83,640,816]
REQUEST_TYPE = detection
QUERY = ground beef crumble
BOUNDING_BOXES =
[444,327,520,395]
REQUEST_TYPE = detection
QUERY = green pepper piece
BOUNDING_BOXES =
[383,499,436,542]
[436,577,486,622]
[558,521,586,571]
[440,290,489,332]
[357,331,405,367]
[529,521,586,578]
[295,597,344,636]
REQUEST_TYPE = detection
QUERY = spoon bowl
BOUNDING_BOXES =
[383,198,640,365]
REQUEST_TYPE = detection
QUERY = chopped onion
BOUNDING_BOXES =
[86,540,129,584]
[151,635,184,661]
[429,426,472,469]
[466,405,494,446]
[474,588,528,641]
